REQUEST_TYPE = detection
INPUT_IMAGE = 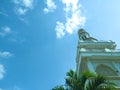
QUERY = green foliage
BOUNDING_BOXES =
[65,69,80,90]
[52,85,65,90]
[52,70,117,90]
[65,70,96,90]
[80,70,96,87]
[86,75,116,90]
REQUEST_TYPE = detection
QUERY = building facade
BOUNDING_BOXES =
[76,29,120,89]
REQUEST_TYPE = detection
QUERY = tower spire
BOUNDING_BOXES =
[76,29,120,88]
[78,29,97,41]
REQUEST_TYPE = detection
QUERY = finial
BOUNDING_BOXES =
[78,29,97,41]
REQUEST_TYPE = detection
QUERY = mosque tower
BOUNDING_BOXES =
[76,29,120,88]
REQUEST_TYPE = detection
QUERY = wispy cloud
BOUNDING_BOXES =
[43,0,57,13]
[0,26,12,37]
[0,51,13,58]
[13,0,35,15]
[55,0,86,38]
[55,21,65,38]
[0,26,25,43]
[0,11,8,16]
[0,51,13,88]
[16,7,27,15]
[0,64,5,80]
[0,9,8,17]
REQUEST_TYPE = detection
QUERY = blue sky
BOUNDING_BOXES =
[0,0,120,90]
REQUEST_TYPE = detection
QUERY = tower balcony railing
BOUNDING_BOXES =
[79,48,120,53]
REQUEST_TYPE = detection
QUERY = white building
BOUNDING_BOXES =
[76,29,120,89]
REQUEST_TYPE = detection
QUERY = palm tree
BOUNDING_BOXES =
[85,74,116,90]
[65,70,96,90]
[79,70,96,90]
[65,69,80,90]
[52,85,65,90]
[52,70,117,90]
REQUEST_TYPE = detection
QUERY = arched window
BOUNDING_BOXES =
[95,64,118,76]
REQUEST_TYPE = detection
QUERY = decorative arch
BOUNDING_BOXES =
[95,64,118,76]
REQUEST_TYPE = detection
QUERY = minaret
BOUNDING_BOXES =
[76,29,120,88]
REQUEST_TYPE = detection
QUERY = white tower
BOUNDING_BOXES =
[76,29,120,88]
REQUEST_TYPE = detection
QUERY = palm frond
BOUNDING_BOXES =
[80,71,96,86]
[52,85,65,90]
[86,75,117,90]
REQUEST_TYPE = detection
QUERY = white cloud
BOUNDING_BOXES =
[55,21,65,38]
[43,0,57,13]
[0,26,25,43]
[0,26,12,37]
[62,0,79,12]
[55,0,86,38]
[13,0,35,15]
[0,64,5,80]
[16,7,27,15]
[0,51,13,58]
[23,0,33,8]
